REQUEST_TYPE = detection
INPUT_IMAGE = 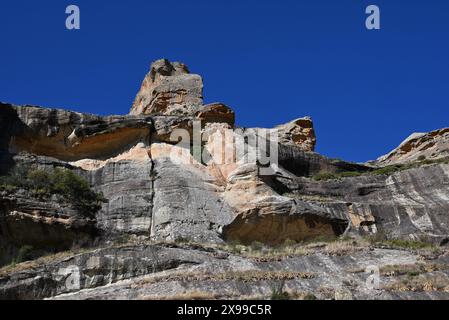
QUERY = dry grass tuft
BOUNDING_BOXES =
[380,263,448,277]
[323,241,362,256]
[136,270,315,288]
[384,274,449,292]
[0,249,92,277]
[142,291,222,300]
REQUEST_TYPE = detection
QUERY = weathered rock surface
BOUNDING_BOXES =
[2,242,449,300]
[1,102,152,162]
[195,103,235,128]
[274,163,449,245]
[130,59,203,116]
[376,128,449,165]
[82,154,154,236]
[276,117,316,152]
[2,59,449,300]
[151,158,234,243]
[0,155,99,267]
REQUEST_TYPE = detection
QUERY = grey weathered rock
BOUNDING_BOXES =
[2,59,449,300]
[84,159,154,236]
[2,241,449,300]
[1,102,153,162]
[276,163,449,244]
[151,153,234,243]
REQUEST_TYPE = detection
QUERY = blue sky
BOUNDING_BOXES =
[1,0,448,162]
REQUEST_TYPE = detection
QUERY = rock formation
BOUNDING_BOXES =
[376,128,449,165]
[1,59,449,300]
[130,59,203,116]
[276,117,316,151]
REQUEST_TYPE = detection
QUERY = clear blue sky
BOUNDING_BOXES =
[1,0,448,162]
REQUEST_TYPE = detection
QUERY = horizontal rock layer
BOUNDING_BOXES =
[2,59,449,300]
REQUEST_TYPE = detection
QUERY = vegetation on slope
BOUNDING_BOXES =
[313,156,449,181]
[0,165,106,216]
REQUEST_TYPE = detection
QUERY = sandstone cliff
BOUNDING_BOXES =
[1,59,449,300]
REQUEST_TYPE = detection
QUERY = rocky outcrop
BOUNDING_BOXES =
[1,103,152,162]
[195,103,235,128]
[376,128,449,165]
[276,117,316,152]
[130,59,203,116]
[2,59,449,300]
[272,162,449,245]
[220,163,347,245]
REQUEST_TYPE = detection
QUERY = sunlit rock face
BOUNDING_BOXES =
[275,117,316,152]
[2,59,449,248]
[130,59,203,116]
[375,128,449,165]
[2,59,449,300]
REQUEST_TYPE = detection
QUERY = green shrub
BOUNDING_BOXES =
[383,239,432,250]
[366,233,433,250]
[370,165,403,176]
[15,245,34,264]
[339,171,363,178]
[27,169,50,191]
[0,164,31,188]
[0,165,106,217]
[49,168,106,214]
[312,156,449,182]
[313,172,339,181]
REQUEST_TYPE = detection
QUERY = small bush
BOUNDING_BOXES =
[370,165,403,176]
[313,172,339,181]
[15,245,34,264]
[384,239,432,250]
[49,168,106,214]
[0,165,106,217]
[366,233,433,250]
[311,156,449,182]
[339,171,363,178]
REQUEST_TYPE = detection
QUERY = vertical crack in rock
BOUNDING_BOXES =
[148,127,157,239]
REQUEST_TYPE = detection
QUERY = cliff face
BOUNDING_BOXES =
[1,59,449,300]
